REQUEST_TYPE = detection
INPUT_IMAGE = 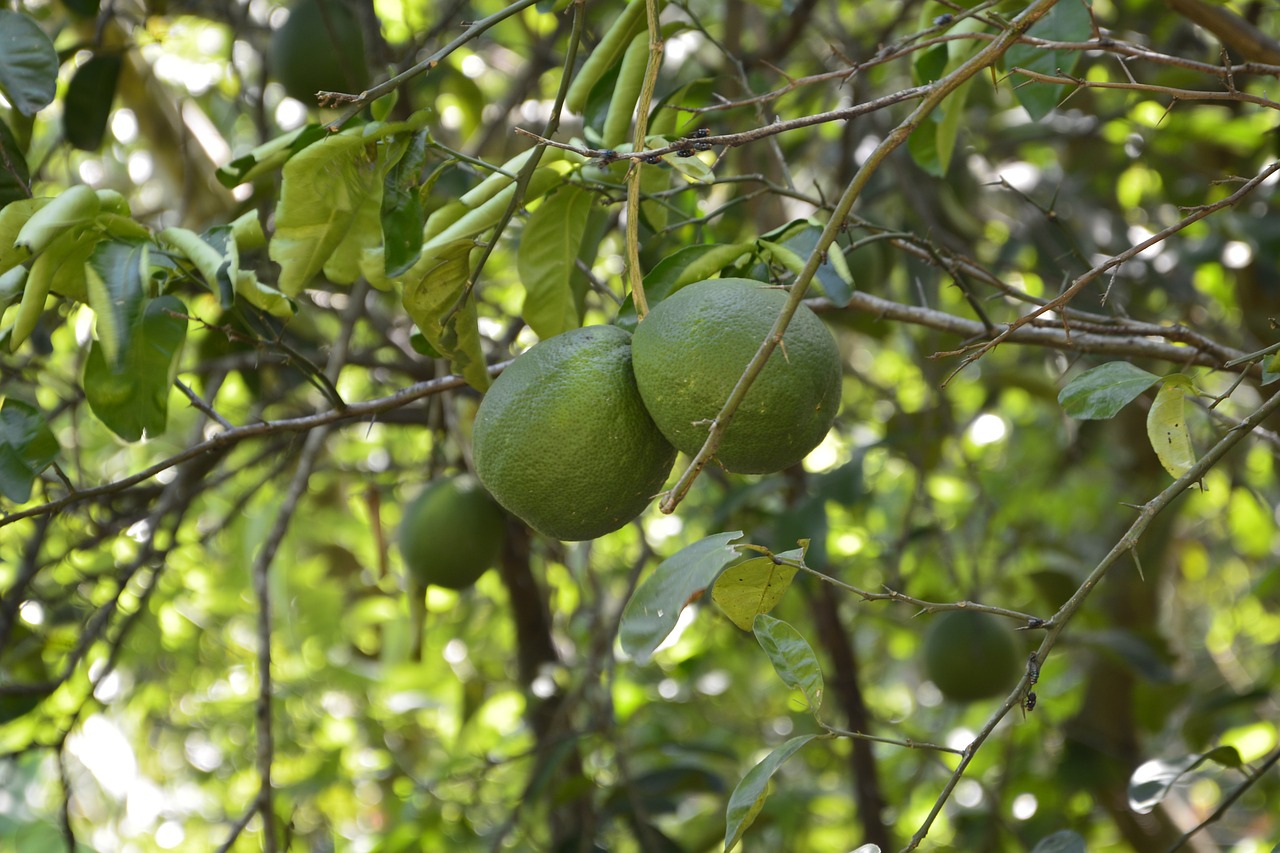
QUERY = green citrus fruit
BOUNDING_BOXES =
[398,474,506,590]
[630,278,842,474]
[269,0,369,104]
[922,611,1021,703]
[473,325,677,541]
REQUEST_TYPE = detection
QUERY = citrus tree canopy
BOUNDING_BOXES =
[1,0,1279,851]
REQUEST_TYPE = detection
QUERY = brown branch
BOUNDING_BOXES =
[937,159,1280,378]
[0,361,511,531]
[1164,0,1280,65]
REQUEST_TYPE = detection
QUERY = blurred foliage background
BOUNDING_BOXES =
[1,0,1279,850]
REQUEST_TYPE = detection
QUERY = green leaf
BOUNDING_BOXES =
[1058,362,1161,419]
[724,735,817,852]
[215,123,327,188]
[0,118,30,208]
[0,398,59,503]
[1263,351,1280,385]
[324,132,411,286]
[711,548,802,631]
[234,270,295,318]
[1003,0,1091,120]
[85,239,148,368]
[779,225,855,307]
[270,127,380,295]
[401,239,490,391]
[0,198,48,276]
[63,54,121,151]
[517,185,594,339]
[616,242,754,331]
[752,614,823,712]
[0,10,59,116]
[1146,375,1196,479]
[15,185,100,254]
[1030,830,1087,853]
[934,76,973,175]
[620,531,743,664]
[83,295,187,442]
[381,128,429,277]
[159,226,234,306]
[1128,749,1240,815]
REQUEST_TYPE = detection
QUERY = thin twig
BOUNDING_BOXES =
[658,0,1065,514]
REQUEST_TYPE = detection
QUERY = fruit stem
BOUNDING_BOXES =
[660,0,1061,517]
[624,0,665,320]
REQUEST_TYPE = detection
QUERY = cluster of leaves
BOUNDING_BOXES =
[2,0,1280,851]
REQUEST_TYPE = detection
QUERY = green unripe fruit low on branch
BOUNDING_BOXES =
[922,610,1021,703]
[631,278,843,475]
[268,0,369,104]
[397,474,506,590]
[473,325,677,541]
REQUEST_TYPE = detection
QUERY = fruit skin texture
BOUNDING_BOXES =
[630,278,842,474]
[398,474,506,590]
[473,325,677,541]
[268,0,369,104]
[922,610,1021,702]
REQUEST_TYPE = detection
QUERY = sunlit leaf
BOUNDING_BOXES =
[401,239,490,391]
[712,547,803,631]
[1146,375,1196,479]
[752,614,823,712]
[517,185,594,338]
[620,531,743,664]
[1058,361,1161,419]
[724,735,817,852]
[215,123,327,187]
[1128,751,1225,815]
[0,398,58,503]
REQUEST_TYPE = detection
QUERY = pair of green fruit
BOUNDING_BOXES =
[397,278,841,587]
[473,278,844,541]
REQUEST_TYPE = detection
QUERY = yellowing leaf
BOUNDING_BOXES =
[1146,376,1196,479]
[711,545,804,631]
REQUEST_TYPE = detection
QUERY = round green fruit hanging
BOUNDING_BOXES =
[397,474,506,590]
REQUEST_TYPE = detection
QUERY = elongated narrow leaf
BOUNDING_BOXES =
[14,185,100,254]
[63,54,121,151]
[83,295,187,442]
[401,239,490,391]
[160,226,233,306]
[1058,362,1161,419]
[0,199,48,277]
[0,398,59,503]
[381,129,429,276]
[1146,375,1196,479]
[620,531,743,663]
[216,124,326,187]
[724,735,817,852]
[0,10,58,116]
[712,546,803,631]
[517,185,594,339]
[753,615,823,712]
